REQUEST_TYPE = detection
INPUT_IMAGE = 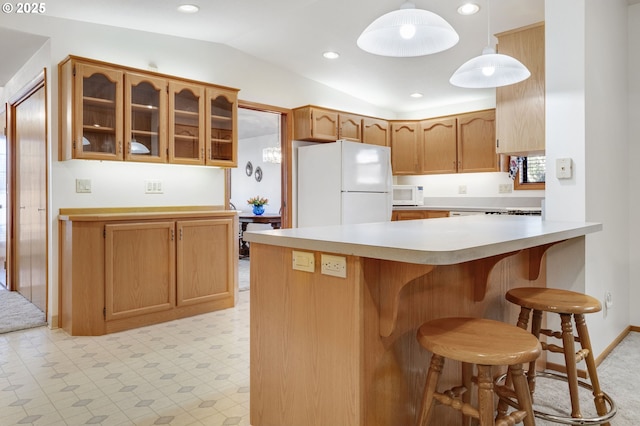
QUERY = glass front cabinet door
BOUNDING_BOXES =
[124,73,168,163]
[74,63,123,160]
[169,81,205,165]
[206,87,238,167]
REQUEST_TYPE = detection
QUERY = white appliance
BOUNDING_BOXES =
[298,140,392,227]
[392,185,424,206]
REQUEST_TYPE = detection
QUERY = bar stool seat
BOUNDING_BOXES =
[499,287,617,425]
[416,317,541,426]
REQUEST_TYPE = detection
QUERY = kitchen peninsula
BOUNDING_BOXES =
[245,215,601,426]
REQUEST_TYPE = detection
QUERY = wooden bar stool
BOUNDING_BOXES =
[500,287,616,425]
[416,317,541,426]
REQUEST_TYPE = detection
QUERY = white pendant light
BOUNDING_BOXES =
[357,2,459,57]
[449,0,530,88]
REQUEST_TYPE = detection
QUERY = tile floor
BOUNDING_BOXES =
[0,291,251,426]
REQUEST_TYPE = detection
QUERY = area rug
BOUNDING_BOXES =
[0,290,47,334]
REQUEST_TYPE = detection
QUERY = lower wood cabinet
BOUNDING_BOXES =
[392,210,450,221]
[59,208,238,336]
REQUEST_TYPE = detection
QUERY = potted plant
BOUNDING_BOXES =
[247,196,268,215]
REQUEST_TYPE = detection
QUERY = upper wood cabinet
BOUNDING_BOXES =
[206,87,238,167]
[293,106,339,141]
[496,22,545,155]
[457,110,499,173]
[59,56,239,167]
[362,117,390,146]
[420,117,457,174]
[169,81,205,165]
[125,72,168,163]
[392,110,497,175]
[390,121,420,175]
[338,113,363,142]
[59,61,124,160]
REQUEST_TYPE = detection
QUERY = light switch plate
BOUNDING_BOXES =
[145,180,163,194]
[556,158,572,179]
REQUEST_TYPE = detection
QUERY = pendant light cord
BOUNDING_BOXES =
[486,0,491,48]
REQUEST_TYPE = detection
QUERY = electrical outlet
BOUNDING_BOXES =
[321,254,347,278]
[458,185,467,194]
[292,250,315,273]
[75,179,92,193]
[499,183,512,194]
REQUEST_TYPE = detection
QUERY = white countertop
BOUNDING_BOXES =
[244,216,602,265]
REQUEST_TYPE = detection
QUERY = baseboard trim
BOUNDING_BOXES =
[595,325,634,366]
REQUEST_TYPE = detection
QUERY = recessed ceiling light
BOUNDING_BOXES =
[323,51,340,59]
[457,3,480,15]
[410,92,423,98]
[177,4,199,13]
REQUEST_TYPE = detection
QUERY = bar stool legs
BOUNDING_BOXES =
[416,317,540,426]
[499,288,617,425]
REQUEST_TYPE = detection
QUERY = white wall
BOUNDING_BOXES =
[395,172,544,200]
[546,0,631,357]
[232,135,282,216]
[628,4,640,326]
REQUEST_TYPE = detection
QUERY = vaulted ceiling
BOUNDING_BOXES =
[0,0,551,113]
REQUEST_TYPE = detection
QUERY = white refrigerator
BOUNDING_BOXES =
[297,140,393,227]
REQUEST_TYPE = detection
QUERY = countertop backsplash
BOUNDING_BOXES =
[395,196,545,211]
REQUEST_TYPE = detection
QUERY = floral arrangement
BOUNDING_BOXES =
[247,196,268,207]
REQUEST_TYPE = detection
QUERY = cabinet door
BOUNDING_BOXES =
[169,81,205,164]
[424,210,450,219]
[124,72,168,163]
[205,87,238,167]
[391,122,420,175]
[392,210,450,221]
[457,110,498,173]
[105,222,176,321]
[362,117,390,146]
[338,113,362,142]
[393,210,426,221]
[176,218,235,306]
[420,117,457,174]
[74,62,123,160]
[293,107,338,141]
[496,23,545,155]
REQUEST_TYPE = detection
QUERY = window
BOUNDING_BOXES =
[514,155,545,190]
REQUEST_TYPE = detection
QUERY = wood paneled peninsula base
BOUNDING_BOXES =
[58,206,238,336]
[244,215,601,426]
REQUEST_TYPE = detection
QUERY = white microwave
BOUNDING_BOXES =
[392,185,424,206]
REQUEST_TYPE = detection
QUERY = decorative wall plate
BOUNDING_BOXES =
[255,166,263,182]
[245,161,253,176]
